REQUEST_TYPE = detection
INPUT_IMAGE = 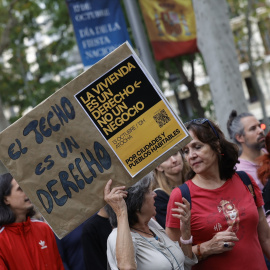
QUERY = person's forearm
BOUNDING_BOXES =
[180,231,192,258]
[192,240,212,261]
[116,211,136,270]
[260,239,270,261]
[258,207,270,260]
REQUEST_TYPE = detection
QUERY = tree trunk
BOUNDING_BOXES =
[173,56,205,118]
[192,0,248,138]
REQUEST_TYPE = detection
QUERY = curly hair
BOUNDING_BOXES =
[185,119,239,180]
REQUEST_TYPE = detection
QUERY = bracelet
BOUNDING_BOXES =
[197,243,203,260]
[180,235,193,245]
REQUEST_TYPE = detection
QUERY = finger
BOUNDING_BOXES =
[172,213,189,220]
[104,179,112,197]
[174,202,188,212]
[227,242,235,247]
[226,226,233,232]
[174,202,189,215]
[115,190,128,196]
[110,186,126,194]
[171,207,186,215]
[225,236,239,242]
[222,241,235,250]
[181,197,190,209]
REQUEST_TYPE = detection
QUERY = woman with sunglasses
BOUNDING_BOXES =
[166,118,270,270]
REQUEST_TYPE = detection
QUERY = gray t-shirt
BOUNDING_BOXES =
[107,219,197,270]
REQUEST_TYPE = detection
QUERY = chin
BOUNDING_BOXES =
[27,204,34,212]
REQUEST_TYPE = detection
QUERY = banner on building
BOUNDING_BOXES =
[139,0,198,60]
[0,42,191,239]
[66,0,131,67]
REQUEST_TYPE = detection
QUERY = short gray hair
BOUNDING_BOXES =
[227,110,253,146]
[107,173,153,228]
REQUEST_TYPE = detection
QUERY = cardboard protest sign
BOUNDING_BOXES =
[0,42,191,239]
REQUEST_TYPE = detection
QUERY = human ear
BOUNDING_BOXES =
[235,134,245,144]
[156,165,164,172]
[4,197,10,206]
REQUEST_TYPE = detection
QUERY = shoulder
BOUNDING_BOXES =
[154,189,169,201]
[30,219,49,228]
[148,218,164,230]
[233,173,264,206]
[82,214,110,234]
[170,180,192,198]
[0,227,6,241]
[170,185,182,198]
[233,172,258,187]
[107,228,117,243]
[82,214,98,230]
[154,189,168,196]
[30,219,55,237]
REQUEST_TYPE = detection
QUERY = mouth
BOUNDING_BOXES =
[172,164,180,168]
[191,161,201,167]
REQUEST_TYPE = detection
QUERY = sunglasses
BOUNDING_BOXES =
[185,118,220,139]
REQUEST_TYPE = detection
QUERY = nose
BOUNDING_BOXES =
[258,125,264,134]
[187,149,197,160]
[170,155,177,162]
[153,191,157,198]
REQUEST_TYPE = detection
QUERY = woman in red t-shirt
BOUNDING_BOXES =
[166,118,270,270]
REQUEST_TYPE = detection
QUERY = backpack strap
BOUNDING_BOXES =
[178,172,256,210]
[178,183,192,209]
[236,171,256,203]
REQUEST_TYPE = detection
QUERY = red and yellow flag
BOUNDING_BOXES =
[139,0,198,60]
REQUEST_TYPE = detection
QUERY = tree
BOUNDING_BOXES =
[0,0,83,173]
[228,0,270,132]
[160,54,205,121]
[192,0,249,137]
[0,0,83,123]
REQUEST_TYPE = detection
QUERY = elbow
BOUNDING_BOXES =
[117,262,137,270]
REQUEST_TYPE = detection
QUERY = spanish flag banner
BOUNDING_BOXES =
[139,0,198,60]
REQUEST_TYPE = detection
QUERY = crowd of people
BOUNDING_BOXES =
[1,109,270,270]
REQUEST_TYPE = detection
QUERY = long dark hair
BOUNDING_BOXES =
[0,173,35,226]
[185,119,239,180]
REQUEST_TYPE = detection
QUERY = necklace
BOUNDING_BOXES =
[136,233,182,270]
[130,227,159,240]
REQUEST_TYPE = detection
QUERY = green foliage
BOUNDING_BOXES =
[0,0,83,122]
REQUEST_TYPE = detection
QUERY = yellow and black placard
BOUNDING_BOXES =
[75,55,187,176]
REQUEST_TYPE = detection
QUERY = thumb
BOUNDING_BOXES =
[226,226,233,232]
[104,179,112,197]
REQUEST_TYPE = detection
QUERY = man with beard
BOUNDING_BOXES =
[227,110,266,191]
[0,173,64,270]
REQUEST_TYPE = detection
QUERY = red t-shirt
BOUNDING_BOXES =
[166,173,266,270]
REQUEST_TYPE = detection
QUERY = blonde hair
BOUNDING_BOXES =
[152,152,189,195]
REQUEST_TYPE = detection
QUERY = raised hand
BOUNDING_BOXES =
[171,197,191,239]
[104,179,128,216]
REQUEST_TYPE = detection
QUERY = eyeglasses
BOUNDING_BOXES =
[185,118,220,139]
